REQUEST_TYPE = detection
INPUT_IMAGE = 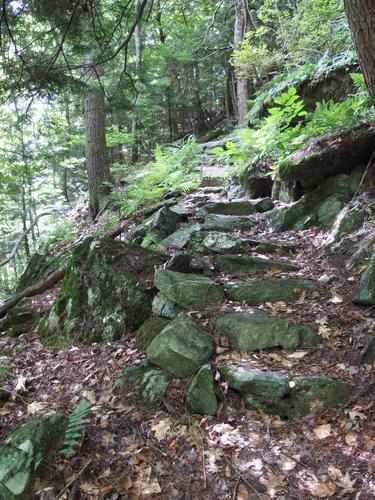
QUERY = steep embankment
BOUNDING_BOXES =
[0,140,374,498]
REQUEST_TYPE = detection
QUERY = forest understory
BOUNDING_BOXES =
[2,0,375,499]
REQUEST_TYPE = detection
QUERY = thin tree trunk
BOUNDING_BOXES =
[84,90,112,219]
[131,0,142,163]
[63,97,71,202]
[344,0,375,104]
[234,0,250,126]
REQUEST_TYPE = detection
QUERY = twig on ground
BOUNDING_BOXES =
[56,458,92,499]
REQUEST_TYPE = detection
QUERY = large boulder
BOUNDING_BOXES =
[277,125,375,187]
[185,365,218,416]
[154,270,225,310]
[38,238,165,345]
[147,314,214,377]
[353,252,375,305]
[214,310,319,351]
[225,278,315,304]
[216,255,299,275]
[266,173,360,231]
[0,414,67,498]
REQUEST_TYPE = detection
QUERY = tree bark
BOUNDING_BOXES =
[131,0,142,163]
[344,0,375,104]
[84,90,112,219]
[234,0,250,126]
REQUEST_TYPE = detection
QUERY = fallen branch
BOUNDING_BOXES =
[0,212,53,268]
[0,267,65,318]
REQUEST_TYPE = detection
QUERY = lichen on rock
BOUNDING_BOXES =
[38,237,166,345]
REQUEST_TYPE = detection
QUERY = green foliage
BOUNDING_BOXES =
[114,137,203,215]
[0,440,43,494]
[247,51,357,124]
[61,399,89,458]
[215,87,307,170]
[39,219,75,253]
[0,362,10,380]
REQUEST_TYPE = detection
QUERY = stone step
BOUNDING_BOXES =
[216,254,300,275]
[224,278,315,304]
[219,364,354,418]
[160,223,201,250]
[213,310,319,351]
[197,198,273,217]
[203,214,257,232]
[147,314,214,378]
[154,269,225,310]
[189,231,249,255]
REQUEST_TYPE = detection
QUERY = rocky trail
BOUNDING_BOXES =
[1,150,375,499]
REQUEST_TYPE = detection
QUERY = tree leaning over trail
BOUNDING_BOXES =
[344,0,375,105]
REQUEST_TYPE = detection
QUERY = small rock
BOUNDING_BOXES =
[147,314,214,378]
[185,365,218,416]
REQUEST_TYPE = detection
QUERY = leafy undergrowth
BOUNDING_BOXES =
[0,220,375,499]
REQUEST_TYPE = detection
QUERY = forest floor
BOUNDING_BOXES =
[1,166,375,499]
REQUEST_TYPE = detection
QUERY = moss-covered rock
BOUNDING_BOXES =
[219,365,288,400]
[160,223,201,250]
[147,314,214,378]
[203,214,256,232]
[278,375,353,418]
[214,310,319,351]
[325,205,365,246]
[38,237,166,345]
[225,278,315,304]
[353,252,375,305]
[278,125,375,187]
[198,200,266,217]
[216,255,300,275]
[154,270,225,310]
[266,173,359,232]
[146,206,183,241]
[0,413,67,498]
[185,365,218,416]
[189,232,248,255]
[152,292,180,318]
[137,317,171,350]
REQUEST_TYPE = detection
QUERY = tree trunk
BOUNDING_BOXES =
[63,97,71,202]
[84,90,112,219]
[234,0,250,126]
[344,0,375,104]
[131,0,142,163]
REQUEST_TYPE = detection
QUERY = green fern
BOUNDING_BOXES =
[0,362,10,381]
[61,399,89,458]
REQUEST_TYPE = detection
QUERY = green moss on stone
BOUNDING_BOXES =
[137,317,170,350]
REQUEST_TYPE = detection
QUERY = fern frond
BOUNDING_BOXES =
[61,399,89,458]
